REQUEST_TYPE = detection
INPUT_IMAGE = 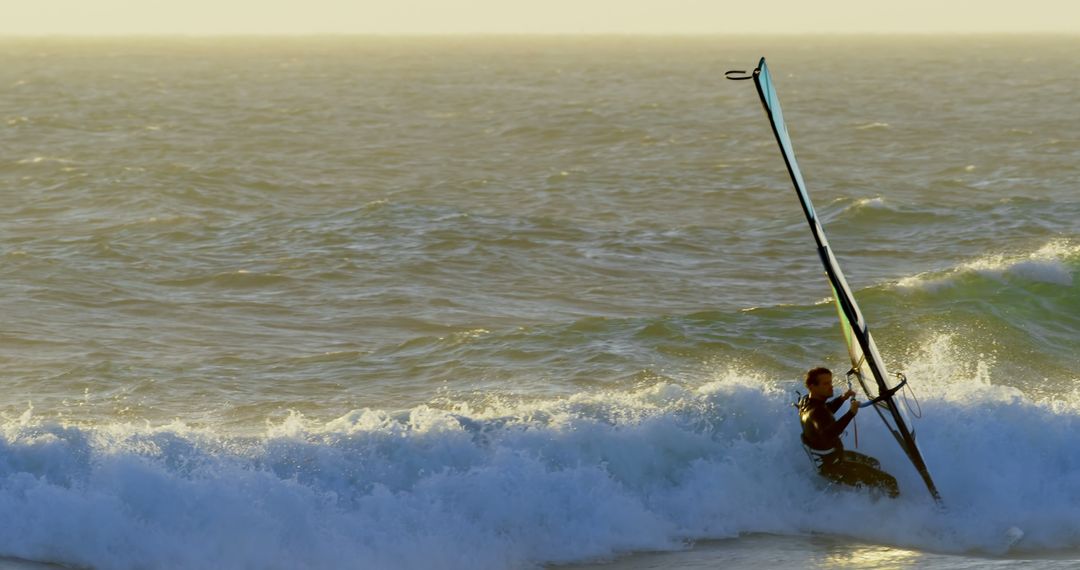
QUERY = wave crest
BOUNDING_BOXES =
[898,239,1079,290]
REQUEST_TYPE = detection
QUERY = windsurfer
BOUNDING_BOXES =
[799,367,900,498]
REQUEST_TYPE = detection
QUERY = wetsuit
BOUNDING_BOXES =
[798,395,899,498]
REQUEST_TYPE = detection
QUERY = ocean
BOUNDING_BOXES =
[0,35,1077,569]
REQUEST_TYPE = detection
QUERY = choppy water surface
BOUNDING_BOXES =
[0,36,1077,569]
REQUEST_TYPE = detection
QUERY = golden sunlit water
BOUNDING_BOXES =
[0,36,1077,569]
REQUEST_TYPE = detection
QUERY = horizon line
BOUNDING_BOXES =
[3,31,1080,39]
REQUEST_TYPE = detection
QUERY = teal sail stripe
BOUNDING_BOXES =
[754,60,816,219]
[746,57,943,503]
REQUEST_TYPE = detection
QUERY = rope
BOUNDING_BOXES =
[846,374,859,449]
[897,372,924,419]
[853,405,859,448]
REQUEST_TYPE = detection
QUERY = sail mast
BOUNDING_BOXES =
[736,58,942,503]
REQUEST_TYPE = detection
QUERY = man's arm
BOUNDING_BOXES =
[808,406,856,442]
[827,390,856,413]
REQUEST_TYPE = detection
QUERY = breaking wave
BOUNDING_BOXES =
[2,337,1079,569]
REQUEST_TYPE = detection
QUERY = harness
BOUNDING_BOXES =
[801,436,839,467]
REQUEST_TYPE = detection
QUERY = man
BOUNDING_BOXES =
[799,366,899,498]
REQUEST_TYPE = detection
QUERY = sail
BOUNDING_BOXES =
[744,58,942,503]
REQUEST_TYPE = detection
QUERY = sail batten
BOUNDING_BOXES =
[744,58,942,503]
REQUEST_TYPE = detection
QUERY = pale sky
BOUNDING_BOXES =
[5,0,1080,35]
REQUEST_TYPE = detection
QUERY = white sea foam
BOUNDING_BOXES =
[856,197,886,208]
[959,240,1078,286]
[837,196,890,218]
[897,239,1079,290]
[15,156,72,165]
[1,338,1079,569]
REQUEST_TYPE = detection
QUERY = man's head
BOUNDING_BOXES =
[804,367,834,399]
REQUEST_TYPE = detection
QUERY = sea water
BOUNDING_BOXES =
[0,36,1077,569]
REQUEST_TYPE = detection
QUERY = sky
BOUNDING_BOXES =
[5,0,1080,36]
